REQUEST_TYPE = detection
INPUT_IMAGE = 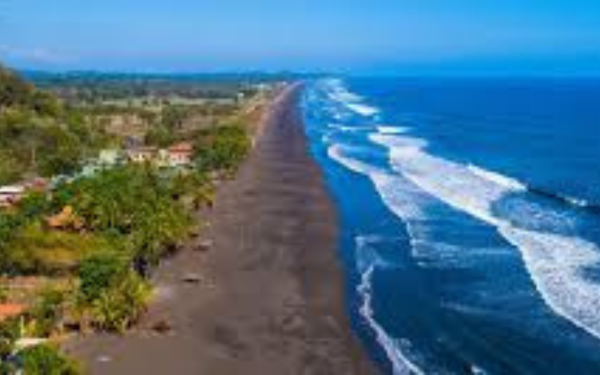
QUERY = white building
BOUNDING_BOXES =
[0,185,25,208]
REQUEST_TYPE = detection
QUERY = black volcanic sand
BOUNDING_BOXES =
[69,85,376,375]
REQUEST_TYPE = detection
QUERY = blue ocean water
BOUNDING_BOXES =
[301,78,600,374]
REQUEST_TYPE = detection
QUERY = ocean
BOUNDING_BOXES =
[301,78,600,374]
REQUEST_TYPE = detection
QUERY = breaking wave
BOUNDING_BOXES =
[356,236,425,375]
[378,126,410,134]
[369,130,600,340]
[307,78,600,374]
[467,164,527,192]
[526,186,600,213]
[322,79,381,117]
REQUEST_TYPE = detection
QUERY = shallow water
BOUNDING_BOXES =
[302,78,600,374]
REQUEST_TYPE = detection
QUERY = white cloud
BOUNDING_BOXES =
[0,44,73,65]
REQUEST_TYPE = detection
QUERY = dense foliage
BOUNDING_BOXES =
[0,65,111,185]
[78,253,127,303]
[88,270,150,332]
[195,124,251,172]
[76,253,150,332]
[19,344,81,375]
[0,66,60,116]
[54,166,193,268]
[0,65,260,372]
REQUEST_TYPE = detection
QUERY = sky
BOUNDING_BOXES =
[1,0,600,75]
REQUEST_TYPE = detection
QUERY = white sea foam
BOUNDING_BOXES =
[322,79,381,117]
[370,134,428,154]
[328,124,356,132]
[328,123,374,132]
[327,144,385,176]
[499,227,600,338]
[370,173,428,223]
[330,139,511,373]
[345,102,381,117]
[320,80,600,364]
[561,194,592,209]
[329,145,451,262]
[324,78,364,103]
[378,126,410,134]
[355,235,393,273]
[370,174,440,263]
[467,164,527,192]
[329,90,364,104]
[370,132,600,340]
[358,268,425,375]
[471,365,489,375]
[356,236,425,375]
[370,133,515,226]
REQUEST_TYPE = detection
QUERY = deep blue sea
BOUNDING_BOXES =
[301,78,600,374]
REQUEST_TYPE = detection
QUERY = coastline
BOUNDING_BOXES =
[69,83,375,374]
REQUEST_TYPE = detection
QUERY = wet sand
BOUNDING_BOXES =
[70,84,375,374]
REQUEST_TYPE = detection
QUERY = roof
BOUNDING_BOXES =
[168,142,194,153]
[127,146,158,153]
[24,178,48,190]
[0,304,27,321]
[0,186,25,195]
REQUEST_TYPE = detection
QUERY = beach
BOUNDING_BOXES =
[69,84,375,375]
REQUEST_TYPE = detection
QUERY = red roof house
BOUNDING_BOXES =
[168,142,194,166]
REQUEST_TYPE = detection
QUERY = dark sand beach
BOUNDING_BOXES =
[70,84,375,375]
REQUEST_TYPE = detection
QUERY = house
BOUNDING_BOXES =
[23,178,48,192]
[127,146,158,164]
[0,185,25,208]
[167,142,194,167]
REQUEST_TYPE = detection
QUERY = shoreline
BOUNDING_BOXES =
[69,83,375,374]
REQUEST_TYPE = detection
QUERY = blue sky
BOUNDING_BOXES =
[1,0,600,74]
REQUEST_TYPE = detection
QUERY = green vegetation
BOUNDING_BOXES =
[25,71,280,105]
[19,344,81,375]
[0,64,269,374]
[78,253,127,304]
[0,64,112,185]
[88,270,150,333]
[54,166,194,269]
[0,318,20,362]
[0,135,251,371]
[195,124,251,172]
[27,289,66,339]
[1,67,60,115]
[0,163,213,371]
[76,253,150,333]
[2,223,111,276]
[0,318,82,374]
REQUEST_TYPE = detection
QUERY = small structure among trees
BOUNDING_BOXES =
[0,186,25,208]
[126,146,159,164]
[167,142,194,167]
[125,142,195,168]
